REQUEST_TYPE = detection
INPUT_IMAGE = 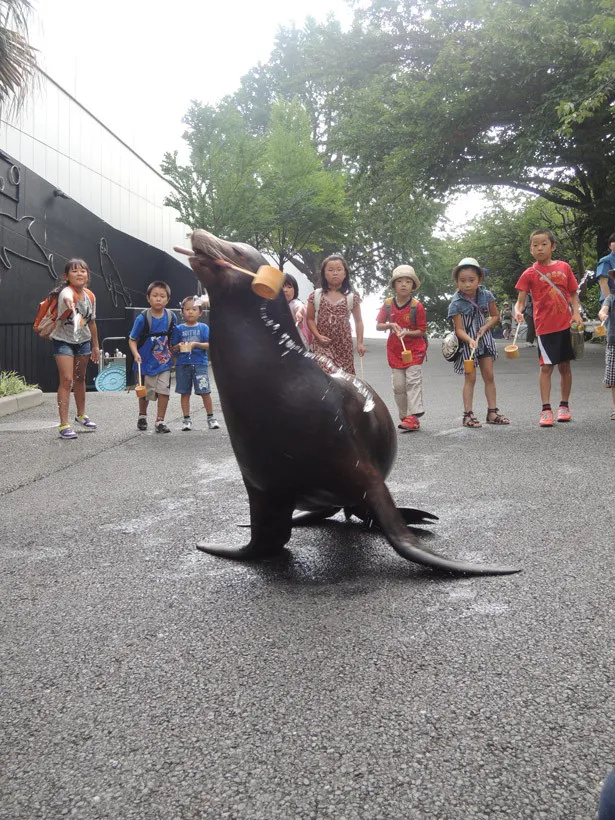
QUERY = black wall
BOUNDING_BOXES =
[0,150,199,391]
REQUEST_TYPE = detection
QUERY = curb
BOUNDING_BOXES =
[0,389,45,418]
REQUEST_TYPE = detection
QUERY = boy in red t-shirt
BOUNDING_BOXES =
[376,265,428,431]
[514,228,583,427]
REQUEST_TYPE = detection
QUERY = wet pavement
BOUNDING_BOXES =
[1,338,614,819]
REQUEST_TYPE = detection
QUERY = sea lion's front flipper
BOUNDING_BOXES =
[197,487,294,561]
[291,507,342,526]
[366,484,521,577]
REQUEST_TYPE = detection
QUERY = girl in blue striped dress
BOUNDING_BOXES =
[447,257,510,428]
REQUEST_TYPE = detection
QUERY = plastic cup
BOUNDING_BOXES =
[252,265,285,300]
[135,384,147,398]
[401,349,413,364]
[504,345,519,359]
[463,358,475,373]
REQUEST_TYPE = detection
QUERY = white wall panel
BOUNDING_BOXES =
[18,133,34,171]
[0,72,191,265]
[56,153,70,192]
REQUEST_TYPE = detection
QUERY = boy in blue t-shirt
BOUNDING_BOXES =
[171,296,220,431]
[128,280,174,433]
[595,232,615,303]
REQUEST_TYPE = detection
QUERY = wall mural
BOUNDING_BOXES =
[0,213,58,283]
[98,237,132,307]
[0,155,58,284]
[0,150,196,390]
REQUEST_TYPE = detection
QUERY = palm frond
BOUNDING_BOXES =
[0,0,37,113]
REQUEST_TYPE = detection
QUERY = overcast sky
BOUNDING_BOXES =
[29,0,483,327]
[31,0,354,169]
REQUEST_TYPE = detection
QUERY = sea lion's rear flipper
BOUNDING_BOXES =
[348,506,438,530]
[360,507,439,529]
[397,507,439,525]
[365,483,521,577]
[197,488,294,561]
[291,507,342,526]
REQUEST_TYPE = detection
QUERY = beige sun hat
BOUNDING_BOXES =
[389,264,420,290]
[452,257,483,278]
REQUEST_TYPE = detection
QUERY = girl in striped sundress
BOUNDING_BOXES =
[447,257,510,428]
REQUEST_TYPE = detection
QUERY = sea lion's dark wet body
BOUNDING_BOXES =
[182,231,519,576]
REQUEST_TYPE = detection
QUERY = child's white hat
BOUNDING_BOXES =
[453,257,483,277]
[390,265,420,290]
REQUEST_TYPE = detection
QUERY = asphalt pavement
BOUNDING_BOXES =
[1,337,613,819]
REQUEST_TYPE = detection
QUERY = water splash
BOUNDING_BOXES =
[72,307,81,339]
[259,303,375,414]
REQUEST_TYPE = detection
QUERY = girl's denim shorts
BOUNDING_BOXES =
[52,339,92,357]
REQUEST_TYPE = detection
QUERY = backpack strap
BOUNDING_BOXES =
[385,297,417,326]
[383,297,393,324]
[314,288,322,323]
[138,308,175,349]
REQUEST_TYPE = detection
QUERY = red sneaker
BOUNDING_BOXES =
[557,405,572,423]
[400,415,420,431]
[539,409,554,427]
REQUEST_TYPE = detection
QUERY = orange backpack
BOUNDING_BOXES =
[33,286,95,339]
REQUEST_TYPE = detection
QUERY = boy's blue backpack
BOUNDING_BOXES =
[126,308,177,387]
[135,308,176,350]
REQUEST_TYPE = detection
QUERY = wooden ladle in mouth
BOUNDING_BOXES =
[174,246,284,300]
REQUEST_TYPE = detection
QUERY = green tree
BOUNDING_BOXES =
[231,21,444,288]
[0,0,37,111]
[161,102,265,243]
[338,0,615,257]
[258,98,349,276]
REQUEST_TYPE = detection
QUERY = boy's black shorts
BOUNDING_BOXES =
[537,328,575,366]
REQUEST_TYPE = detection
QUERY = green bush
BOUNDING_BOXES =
[0,371,38,398]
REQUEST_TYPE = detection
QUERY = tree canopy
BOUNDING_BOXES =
[162,0,615,293]
[339,0,615,255]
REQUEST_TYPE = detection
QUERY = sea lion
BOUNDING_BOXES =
[177,230,519,576]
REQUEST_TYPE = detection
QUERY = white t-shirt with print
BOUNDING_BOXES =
[50,287,96,344]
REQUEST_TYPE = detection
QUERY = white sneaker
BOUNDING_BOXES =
[207,416,220,430]
[181,418,192,431]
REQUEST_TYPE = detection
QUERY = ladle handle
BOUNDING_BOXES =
[215,258,257,279]
[137,360,142,387]
[512,319,521,347]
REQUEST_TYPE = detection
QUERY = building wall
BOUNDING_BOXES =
[0,70,191,257]
[0,71,200,391]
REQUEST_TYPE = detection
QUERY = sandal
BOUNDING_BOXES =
[486,407,510,425]
[462,411,482,428]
